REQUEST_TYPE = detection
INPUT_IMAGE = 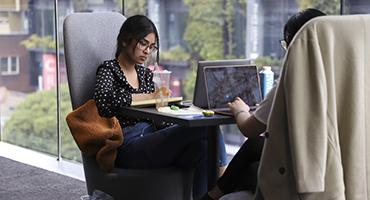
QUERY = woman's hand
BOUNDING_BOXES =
[131,87,171,102]
[228,97,250,116]
[228,97,265,138]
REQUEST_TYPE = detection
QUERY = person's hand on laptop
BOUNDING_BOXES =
[228,97,250,114]
[228,97,264,138]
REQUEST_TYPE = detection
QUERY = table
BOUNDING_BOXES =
[120,106,235,189]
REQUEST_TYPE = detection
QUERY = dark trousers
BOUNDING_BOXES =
[115,122,212,199]
[217,137,265,194]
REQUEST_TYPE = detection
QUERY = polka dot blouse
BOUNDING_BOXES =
[93,59,155,128]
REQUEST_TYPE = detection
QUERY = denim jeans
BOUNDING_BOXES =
[115,122,227,199]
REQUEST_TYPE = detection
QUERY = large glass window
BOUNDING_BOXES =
[123,0,346,154]
[0,0,123,163]
[345,0,370,14]
[0,0,59,157]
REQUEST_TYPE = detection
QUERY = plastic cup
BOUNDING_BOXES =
[152,70,172,108]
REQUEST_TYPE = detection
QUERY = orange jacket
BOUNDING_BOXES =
[66,99,123,172]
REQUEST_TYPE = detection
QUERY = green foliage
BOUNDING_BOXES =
[20,34,56,50]
[125,0,147,16]
[3,84,81,162]
[182,0,223,99]
[296,0,340,15]
[160,46,191,61]
[183,0,224,60]
[182,0,248,98]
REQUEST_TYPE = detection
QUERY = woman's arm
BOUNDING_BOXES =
[132,88,171,101]
[236,113,266,138]
[228,97,266,138]
[131,67,171,102]
[132,93,156,101]
[94,65,132,117]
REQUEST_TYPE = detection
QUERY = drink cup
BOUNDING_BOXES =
[152,70,172,108]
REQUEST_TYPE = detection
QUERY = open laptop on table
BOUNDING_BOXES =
[203,65,262,116]
[193,59,251,109]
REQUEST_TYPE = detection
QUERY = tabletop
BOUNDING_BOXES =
[120,106,235,127]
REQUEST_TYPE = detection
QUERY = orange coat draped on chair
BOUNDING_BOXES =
[66,99,123,172]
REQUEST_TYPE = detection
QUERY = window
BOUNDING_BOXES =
[0,56,19,75]
[0,0,124,166]
[345,0,370,14]
[0,0,21,11]
[0,11,28,34]
[0,12,10,33]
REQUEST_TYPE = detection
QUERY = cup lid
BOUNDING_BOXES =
[153,69,171,74]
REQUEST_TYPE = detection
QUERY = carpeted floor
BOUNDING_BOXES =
[0,156,87,200]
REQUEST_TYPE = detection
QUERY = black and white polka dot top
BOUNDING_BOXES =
[93,59,155,128]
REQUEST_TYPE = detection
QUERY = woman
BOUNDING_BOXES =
[202,8,326,200]
[93,15,227,199]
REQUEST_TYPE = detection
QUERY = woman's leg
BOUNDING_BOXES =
[217,127,228,171]
[116,124,207,168]
[218,137,264,193]
[116,124,208,199]
[208,137,265,199]
[174,139,208,199]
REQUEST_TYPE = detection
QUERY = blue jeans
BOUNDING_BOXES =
[115,122,227,199]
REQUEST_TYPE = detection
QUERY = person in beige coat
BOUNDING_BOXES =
[258,14,370,200]
[202,8,326,200]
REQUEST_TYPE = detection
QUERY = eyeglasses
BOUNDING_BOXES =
[279,39,287,50]
[137,39,158,54]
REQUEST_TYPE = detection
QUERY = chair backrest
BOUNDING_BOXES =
[63,12,126,109]
[258,15,370,199]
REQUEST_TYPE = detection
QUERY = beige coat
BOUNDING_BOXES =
[258,15,370,200]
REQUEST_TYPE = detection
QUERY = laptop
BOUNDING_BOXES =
[203,65,262,116]
[193,59,251,108]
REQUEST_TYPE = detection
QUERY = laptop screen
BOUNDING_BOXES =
[193,59,251,108]
[204,65,262,110]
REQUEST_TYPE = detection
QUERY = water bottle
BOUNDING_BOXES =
[259,66,274,99]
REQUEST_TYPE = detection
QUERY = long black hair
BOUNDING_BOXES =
[284,8,326,45]
[115,15,160,63]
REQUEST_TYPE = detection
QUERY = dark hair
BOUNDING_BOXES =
[284,8,326,45]
[115,15,160,63]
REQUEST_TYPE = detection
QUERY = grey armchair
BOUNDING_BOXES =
[63,12,193,200]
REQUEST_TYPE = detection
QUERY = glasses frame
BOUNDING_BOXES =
[137,39,158,54]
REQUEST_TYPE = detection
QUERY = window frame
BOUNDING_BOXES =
[0,56,20,75]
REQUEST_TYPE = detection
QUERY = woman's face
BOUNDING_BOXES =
[126,32,157,65]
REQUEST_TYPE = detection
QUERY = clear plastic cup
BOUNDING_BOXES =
[152,70,172,109]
